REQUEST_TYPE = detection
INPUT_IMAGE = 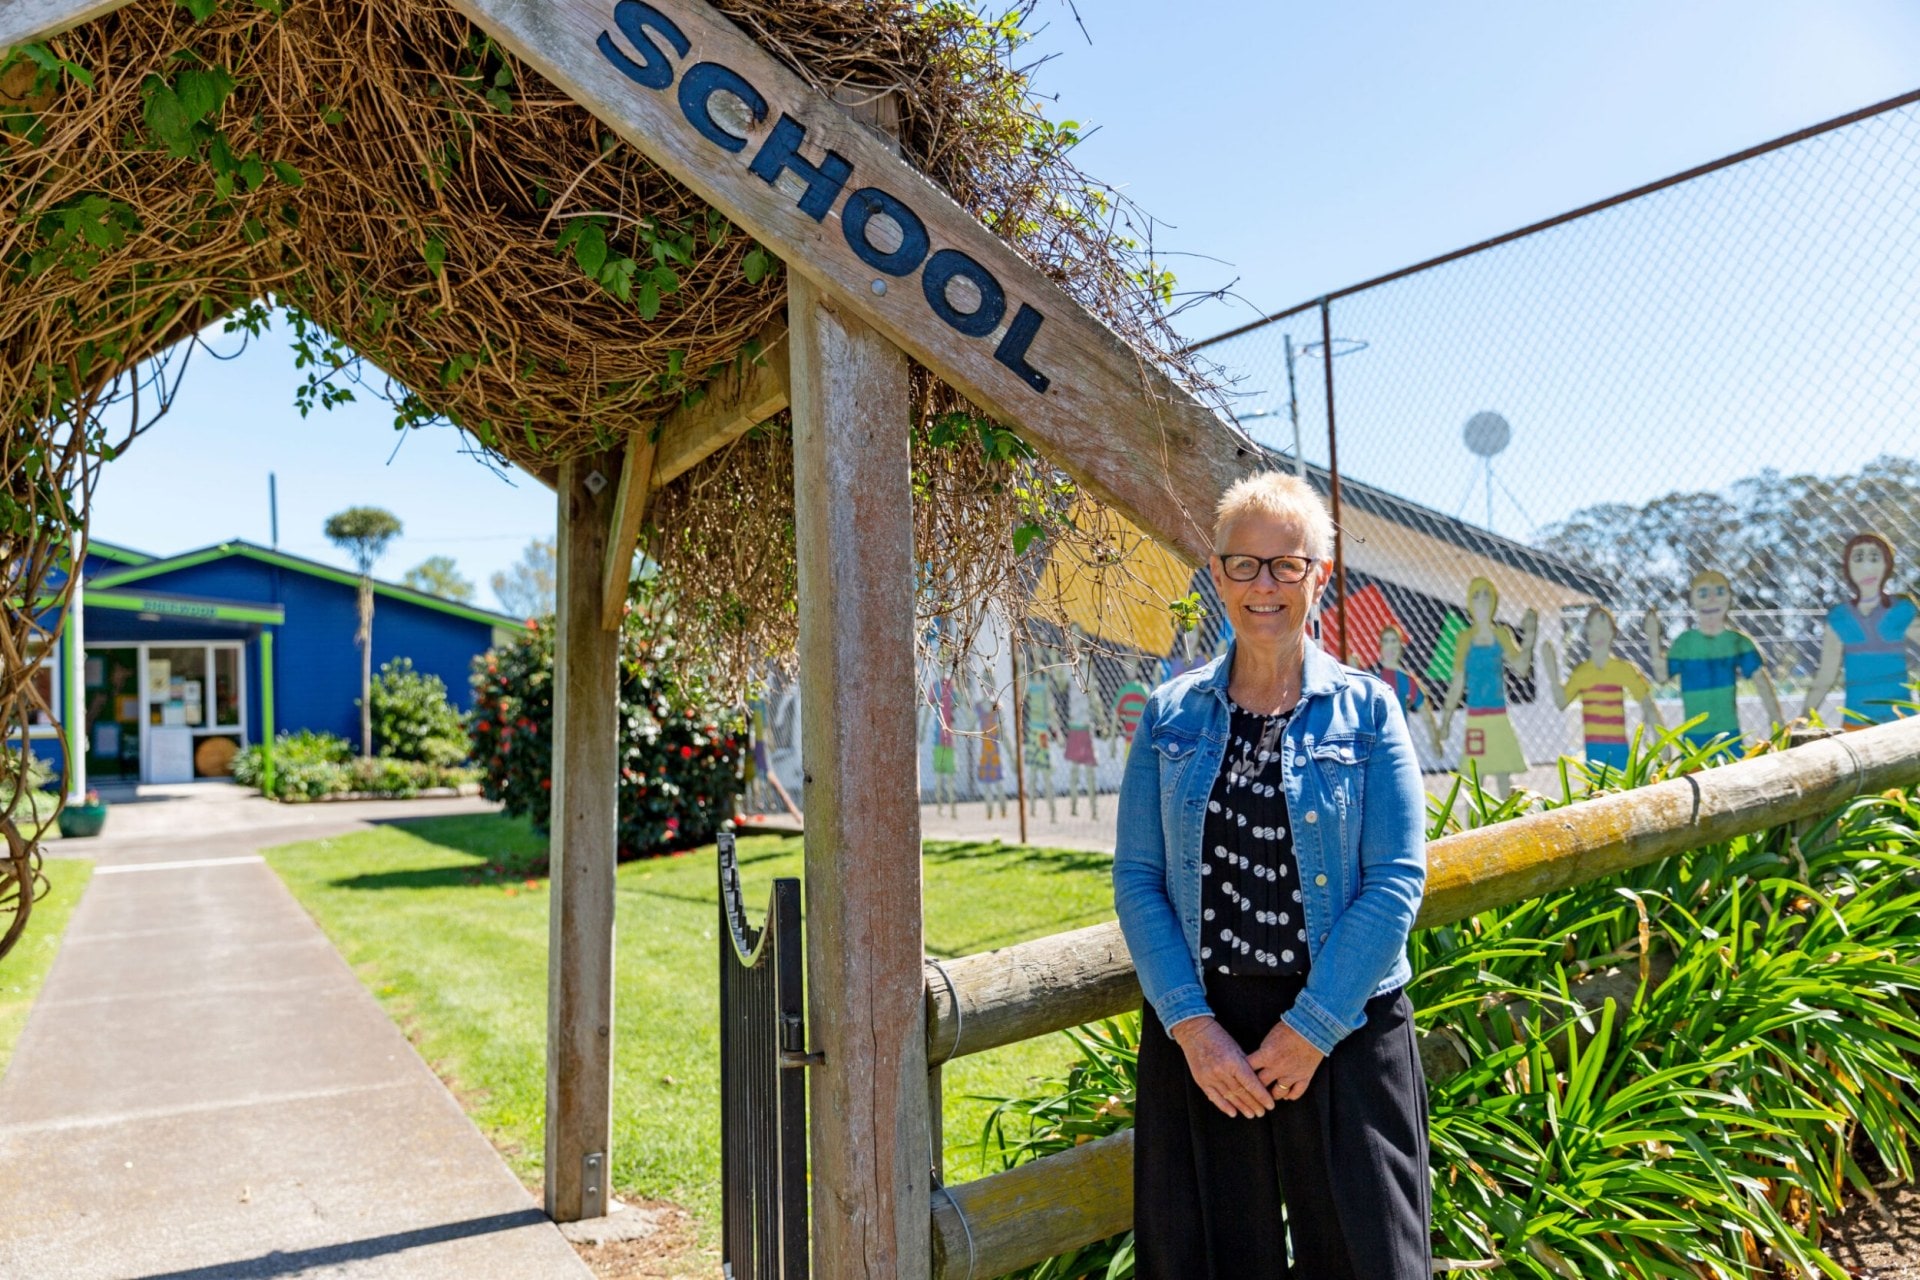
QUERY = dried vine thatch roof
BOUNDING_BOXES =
[0,0,1217,917]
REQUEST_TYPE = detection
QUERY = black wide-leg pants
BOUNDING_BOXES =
[1134,974,1432,1280]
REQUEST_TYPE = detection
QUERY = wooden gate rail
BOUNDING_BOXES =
[928,716,1920,1280]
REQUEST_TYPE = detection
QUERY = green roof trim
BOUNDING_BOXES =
[87,590,285,626]
[89,540,528,630]
[87,539,155,565]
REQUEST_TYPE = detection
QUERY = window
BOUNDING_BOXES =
[214,646,241,728]
[23,639,59,737]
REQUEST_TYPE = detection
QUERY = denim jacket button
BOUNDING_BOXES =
[1314,873,1327,886]
[1303,811,1317,825]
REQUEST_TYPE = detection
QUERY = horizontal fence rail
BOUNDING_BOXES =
[927,716,1920,1280]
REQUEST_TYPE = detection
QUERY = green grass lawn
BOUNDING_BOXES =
[0,858,93,1074]
[264,815,1115,1238]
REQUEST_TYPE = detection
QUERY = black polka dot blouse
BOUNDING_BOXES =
[1199,701,1310,976]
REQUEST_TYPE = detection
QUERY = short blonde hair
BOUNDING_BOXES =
[1212,471,1334,560]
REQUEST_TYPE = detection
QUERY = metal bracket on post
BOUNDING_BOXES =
[581,1151,608,1221]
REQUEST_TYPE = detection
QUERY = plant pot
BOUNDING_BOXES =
[57,803,109,839]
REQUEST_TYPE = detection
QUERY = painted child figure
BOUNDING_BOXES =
[1800,532,1919,728]
[1437,576,1538,796]
[1023,643,1058,823]
[1061,641,1100,820]
[922,668,962,818]
[1644,570,1782,750]
[1368,624,1438,753]
[974,681,1009,820]
[1541,605,1661,772]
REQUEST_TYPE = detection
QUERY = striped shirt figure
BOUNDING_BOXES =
[1543,607,1662,774]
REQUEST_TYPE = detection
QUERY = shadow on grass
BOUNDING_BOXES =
[319,814,1103,899]
[922,839,1112,877]
[323,815,803,893]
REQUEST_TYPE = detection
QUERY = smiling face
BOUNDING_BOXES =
[1468,580,1496,625]
[1689,575,1732,632]
[1378,627,1405,668]
[1208,511,1329,648]
[1584,607,1616,654]
[1847,540,1888,599]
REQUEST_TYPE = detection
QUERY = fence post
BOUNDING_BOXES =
[547,451,622,1223]
[1320,298,1348,662]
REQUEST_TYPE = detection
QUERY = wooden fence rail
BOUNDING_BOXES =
[928,716,1920,1280]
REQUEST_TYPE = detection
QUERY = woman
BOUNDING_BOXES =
[1800,532,1919,727]
[1114,471,1431,1279]
[1435,576,1536,793]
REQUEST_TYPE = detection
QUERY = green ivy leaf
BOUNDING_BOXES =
[1012,523,1045,556]
[176,0,221,20]
[422,236,446,277]
[572,223,607,278]
[636,281,662,321]
[270,159,304,188]
[484,86,512,115]
[741,247,770,285]
[174,67,236,125]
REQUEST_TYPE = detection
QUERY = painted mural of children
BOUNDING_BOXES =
[1800,532,1919,727]
[1540,605,1661,772]
[1023,643,1058,823]
[1436,576,1538,795]
[1109,656,1152,749]
[1644,570,1782,749]
[1368,624,1438,751]
[1062,649,1099,819]
[975,685,1009,820]
[921,669,962,818]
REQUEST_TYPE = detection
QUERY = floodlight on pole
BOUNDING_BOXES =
[1462,410,1513,532]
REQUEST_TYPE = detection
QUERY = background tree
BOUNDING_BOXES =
[1538,455,1920,615]
[324,506,404,756]
[402,555,476,603]
[491,536,556,617]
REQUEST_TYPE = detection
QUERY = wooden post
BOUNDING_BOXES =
[547,451,622,1223]
[791,219,930,1280]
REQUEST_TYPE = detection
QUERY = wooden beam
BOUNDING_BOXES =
[651,321,791,488]
[450,0,1262,565]
[0,0,133,54]
[601,438,654,630]
[547,453,622,1223]
[790,274,930,1274]
[925,715,1920,1065]
[933,1129,1133,1280]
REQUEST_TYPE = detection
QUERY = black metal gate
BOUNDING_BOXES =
[718,830,809,1280]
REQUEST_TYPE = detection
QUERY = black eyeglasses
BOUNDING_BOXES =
[1215,553,1318,584]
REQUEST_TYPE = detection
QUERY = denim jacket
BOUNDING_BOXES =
[1113,639,1427,1056]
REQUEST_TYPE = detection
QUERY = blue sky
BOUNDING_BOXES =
[87,1,1920,604]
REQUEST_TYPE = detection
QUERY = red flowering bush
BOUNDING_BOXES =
[470,586,748,858]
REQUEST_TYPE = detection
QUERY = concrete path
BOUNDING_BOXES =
[0,792,593,1280]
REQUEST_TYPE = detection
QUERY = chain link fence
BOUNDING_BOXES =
[748,88,1920,819]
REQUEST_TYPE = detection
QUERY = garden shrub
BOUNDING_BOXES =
[233,729,476,801]
[369,657,469,766]
[0,745,53,807]
[470,588,747,858]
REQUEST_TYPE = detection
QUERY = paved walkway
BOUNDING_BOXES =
[0,789,592,1280]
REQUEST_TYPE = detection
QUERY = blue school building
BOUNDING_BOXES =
[28,539,525,788]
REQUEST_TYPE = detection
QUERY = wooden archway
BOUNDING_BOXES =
[5,1,1263,1272]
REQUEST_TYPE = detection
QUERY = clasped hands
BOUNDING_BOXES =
[1171,1015,1325,1118]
